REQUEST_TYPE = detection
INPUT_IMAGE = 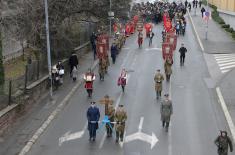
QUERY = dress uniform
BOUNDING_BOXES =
[115,104,127,142]
[106,103,115,137]
[99,58,106,81]
[154,70,164,99]
[161,94,173,132]
[164,58,173,82]
[87,102,100,141]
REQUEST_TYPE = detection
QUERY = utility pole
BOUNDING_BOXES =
[44,0,53,98]
[205,0,209,40]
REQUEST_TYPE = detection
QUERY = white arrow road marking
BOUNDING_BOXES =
[138,117,144,132]
[123,117,159,149]
[59,122,87,146]
[59,130,84,146]
[124,132,158,149]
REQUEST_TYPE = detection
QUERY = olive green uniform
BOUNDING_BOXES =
[154,73,164,99]
[161,99,173,132]
[99,59,106,80]
[106,105,115,137]
[164,59,172,82]
[114,108,127,142]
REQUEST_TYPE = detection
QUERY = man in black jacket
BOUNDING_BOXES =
[69,52,79,77]
[179,43,187,66]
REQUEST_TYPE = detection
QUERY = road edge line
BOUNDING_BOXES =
[18,60,98,155]
[187,10,205,52]
[216,87,235,142]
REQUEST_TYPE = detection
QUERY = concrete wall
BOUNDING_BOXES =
[218,9,235,30]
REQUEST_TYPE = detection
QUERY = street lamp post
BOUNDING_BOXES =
[205,0,209,40]
[44,0,53,98]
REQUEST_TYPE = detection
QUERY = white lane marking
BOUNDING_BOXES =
[220,64,235,70]
[214,54,235,57]
[213,54,235,73]
[218,61,235,67]
[145,47,162,51]
[216,87,235,142]
[187,9,205,52]
[215,57,235,61]
[216,59,235,64]
[98,133,107,149]
[138,117,144,132]
[221,69,230,73]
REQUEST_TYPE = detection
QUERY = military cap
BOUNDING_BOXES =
[164,94,169,97]
[91,101,96,105]
[119,104,124,107]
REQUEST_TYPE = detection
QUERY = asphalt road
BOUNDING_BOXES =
[26,17,230,155]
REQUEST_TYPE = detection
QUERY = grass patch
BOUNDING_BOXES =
[4,48,38,80]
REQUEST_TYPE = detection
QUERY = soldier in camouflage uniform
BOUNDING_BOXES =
[99,58,106,81]
[115,104,127,142]
[154,69,164,99]
[106,102,115,137]
[215,131,233,155]
[164,58,173,82]
[104,55,110,73]
[161,94,173,132]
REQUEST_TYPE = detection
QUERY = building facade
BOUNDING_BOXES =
[208,0,235,12]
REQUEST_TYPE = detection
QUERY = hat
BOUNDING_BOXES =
[164,94,169,97]
[104,95,109,98]
[157,69,160,71]
[119,104,124,107]
[91,102,96,105]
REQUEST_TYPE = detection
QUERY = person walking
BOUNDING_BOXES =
[90,32,97,60]
[69,52,79,77]
[115,104,127,142]
[149,30,155,47]
[185,0,188,7]
[199,0,202,8]
[106,102,115,137]
[215,131,233,155]
[154,69,164,99]
[188,3,192,12]
[87,102,100,142]
[201,7,206,18]
[164,58,173,82]
[179,43,187,66]
[160,94,173,132]
[111,43,118,64]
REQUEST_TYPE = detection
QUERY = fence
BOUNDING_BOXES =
[0,21,97,111]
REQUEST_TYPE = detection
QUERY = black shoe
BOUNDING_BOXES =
[120,138,123,142]
[116,139,119,143]
[92,138,96,141]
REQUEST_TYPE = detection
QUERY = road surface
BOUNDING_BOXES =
[23,16,231,155]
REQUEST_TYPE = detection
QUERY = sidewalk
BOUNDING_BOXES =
[0,51,98,155]
[190,7,235,54]
[190,7,235,142]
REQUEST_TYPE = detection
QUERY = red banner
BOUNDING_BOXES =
[166,34,177,50]
[162,42,173,60]
[96,43,107,59]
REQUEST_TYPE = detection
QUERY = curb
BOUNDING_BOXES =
[18,60,98,155]
[187,10,205,52]
[216,87,235,143]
